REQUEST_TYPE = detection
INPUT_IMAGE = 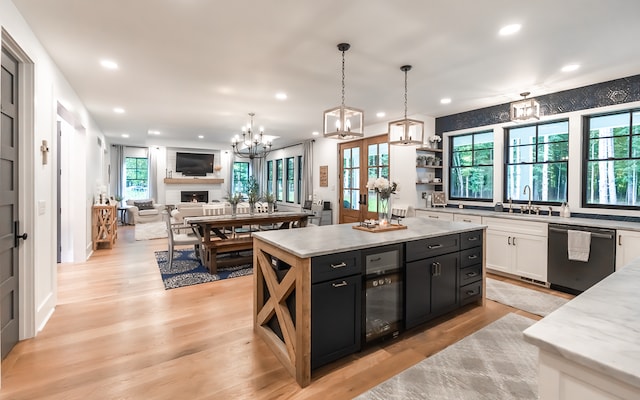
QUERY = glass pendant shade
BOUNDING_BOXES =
[323,105,364,139]
[510,92,540,122]
[388,118,424,145]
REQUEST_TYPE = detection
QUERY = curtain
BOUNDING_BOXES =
[224,151,234,195]
[252,157,266,194]
[114,144,124,199]
[302,139,314,202]
[148,147,158,202]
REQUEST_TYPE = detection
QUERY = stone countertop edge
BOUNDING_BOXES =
[415,207,640,231]
[522,260,640,389]
[251,217,486,259]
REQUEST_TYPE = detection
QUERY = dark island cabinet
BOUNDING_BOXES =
[311,251,362,370]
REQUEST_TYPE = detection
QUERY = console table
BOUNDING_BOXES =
[92,204,117,250]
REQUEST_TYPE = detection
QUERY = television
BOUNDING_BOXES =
[175,152,214,176]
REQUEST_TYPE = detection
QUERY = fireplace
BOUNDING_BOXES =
[181,191,209,203]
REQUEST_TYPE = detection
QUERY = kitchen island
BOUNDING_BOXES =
[523,259,640,399]
[252,217,486,387]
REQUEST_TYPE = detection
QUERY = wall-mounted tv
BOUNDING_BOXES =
[175,152,214,176]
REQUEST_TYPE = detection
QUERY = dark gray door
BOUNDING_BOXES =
[0,47,20,359]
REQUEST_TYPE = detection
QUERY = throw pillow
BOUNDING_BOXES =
[134,200,154,210]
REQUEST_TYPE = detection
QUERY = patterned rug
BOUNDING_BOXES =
[135,221,168,241]
[154,249,252,289]
[357,313,537,400]
[486,278,569,317]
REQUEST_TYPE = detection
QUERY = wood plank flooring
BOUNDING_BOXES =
[0,225,572,400]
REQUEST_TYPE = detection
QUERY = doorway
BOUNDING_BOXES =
[338,135,390,223]
[0,47,21,359]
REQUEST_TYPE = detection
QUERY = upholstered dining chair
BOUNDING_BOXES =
[164,212,201,268]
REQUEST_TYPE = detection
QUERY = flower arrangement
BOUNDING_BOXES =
[367,177,398,200]
[428,135,442,144]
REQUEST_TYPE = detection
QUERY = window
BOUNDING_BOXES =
[297,155,302,204]
[266,160,273,195]
[124,157,149,200]
[286,157,295,202]
[276,159,284,201]
[449,131,494,201]
[232,162,250,194]
[366,142,389,212]
[585,110,640,208]
[506,120,569,203]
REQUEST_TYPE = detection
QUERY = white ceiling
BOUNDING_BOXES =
[11,0,640,148]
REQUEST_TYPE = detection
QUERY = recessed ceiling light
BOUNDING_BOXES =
[148,130,161,135]
[113,107,125,114]
[440,98,452,104]
[121,133,129,138]
[376,112,386,118]
[499,24,521,36]
[312,131,319,136]
[275,92,287,100]
[100,59,118,70]
[561,64,580,72]
[198,135,204,139]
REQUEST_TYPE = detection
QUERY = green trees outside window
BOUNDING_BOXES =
[124,157,149,200]
[450,131,493,200]
[232,161,250,195]
[585,110,640,207]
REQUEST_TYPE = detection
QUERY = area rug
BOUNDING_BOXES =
[486,278,569,317]
[356,313,537,400]
[135,221,168,241]
[154,249,252,290]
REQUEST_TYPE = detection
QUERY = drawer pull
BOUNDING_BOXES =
[428,215,439,219]
[466,271,478,277]
[466,290,478,295]
[332,281,348,288]
[467,254,478,260]
[427,244,443,249]
[330,262,347,269]
[370,257,382,262]
[467,237,479,241]
[463,219,472,222]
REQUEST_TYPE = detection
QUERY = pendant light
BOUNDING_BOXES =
[388,65,424,146]
[323,43,364,139]
[510,91,540,122]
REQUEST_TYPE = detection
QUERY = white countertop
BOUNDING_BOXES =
[523,259,640,389]
[252,217,485,258]
[415,207,640,232]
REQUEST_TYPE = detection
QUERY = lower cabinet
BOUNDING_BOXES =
[311,252,362,370]
[615,229,640,270]
[405,252,458,329]
[415,210,454,221]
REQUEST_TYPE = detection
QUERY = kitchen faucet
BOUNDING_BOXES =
[523,185,532,214]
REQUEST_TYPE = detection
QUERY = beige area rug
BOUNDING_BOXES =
[357,313,537,400]
[486,278,569,317]
[134,221,168,241]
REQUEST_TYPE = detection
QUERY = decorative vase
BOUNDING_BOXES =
[249,202,256,215]
[379,197,392,225]
[231,203,238,217]
[268,203,274,214]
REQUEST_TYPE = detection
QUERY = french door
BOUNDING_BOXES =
[339,135,390,223]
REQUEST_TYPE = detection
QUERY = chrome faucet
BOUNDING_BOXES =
[523,185,532,214]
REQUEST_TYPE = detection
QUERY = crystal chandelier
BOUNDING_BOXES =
[388,65,424,146]
[510,92,540,122]
[231,113,272,159]
[323,43,364,139]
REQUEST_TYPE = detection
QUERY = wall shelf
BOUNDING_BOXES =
[164,178,224,184]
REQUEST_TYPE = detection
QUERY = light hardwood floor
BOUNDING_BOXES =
[0,226,572,400]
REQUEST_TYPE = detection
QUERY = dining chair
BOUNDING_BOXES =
[164,212,201,268]
[203,203,225,216]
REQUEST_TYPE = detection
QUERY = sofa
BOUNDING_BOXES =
[126,199,164,224]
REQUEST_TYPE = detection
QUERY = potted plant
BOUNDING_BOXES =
[225,190,243,216]
[416,155,427,167]
[428,135,442,149]
[434,156,441,166]
[246,177,261,214]
[426,156,435,166]
[263,192,276,214]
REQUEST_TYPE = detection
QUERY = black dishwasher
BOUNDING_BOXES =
[548,224,616,294]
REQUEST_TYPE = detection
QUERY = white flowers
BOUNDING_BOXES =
[428,135,442,143]
[367,177,398,199]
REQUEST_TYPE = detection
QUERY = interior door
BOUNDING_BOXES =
[1,47,21,359]
[339,135,389,224]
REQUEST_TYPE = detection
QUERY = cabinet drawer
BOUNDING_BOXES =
[459,281,482,306]
[460,230,483,250]
[406,234,459,262]
[363,244,401,276]
[312,250,361,283]
[459,265,482,286]
[415,210,454,221]
[460,246,482,268]
[454,214,483,224]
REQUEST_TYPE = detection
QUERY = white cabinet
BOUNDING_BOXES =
[483,217,548,282]
[453,214,482,224]
[415,210,453,221]
[615,229,640,270]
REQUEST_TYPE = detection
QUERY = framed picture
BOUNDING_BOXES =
[432,192,447,207]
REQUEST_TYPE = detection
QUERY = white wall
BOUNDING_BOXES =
[1,0,107,345]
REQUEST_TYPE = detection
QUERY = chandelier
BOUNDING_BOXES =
[323,43,364,139]
[389,65,424,146]
[231,113,272,159]
[510,92,540,122]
